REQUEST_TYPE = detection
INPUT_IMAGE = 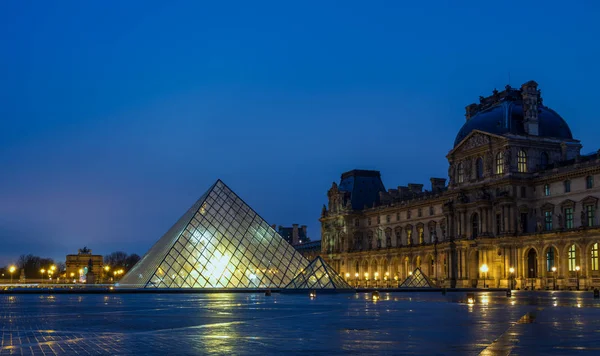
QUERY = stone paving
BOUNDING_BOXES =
[0,291,599,355]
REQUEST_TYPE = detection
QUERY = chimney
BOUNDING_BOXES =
[521,80,540,136]
[408,183,423,193]
[271,224,276,231]
[430,178,446,192]
[301,225,307,243]
[292,224,299,245]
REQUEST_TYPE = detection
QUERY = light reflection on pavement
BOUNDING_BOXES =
[0,291,599,355]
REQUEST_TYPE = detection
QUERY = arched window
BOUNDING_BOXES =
[540,152,549,169]
[496,152,504,174]
[417,226,424,244]
[476,157,483,179]
[546,247,555,272]
[472,213,479,238]
[568,244,577,271]
[457,163,464,183]
[544,184,550,196]
[406,228,413,245]
[518,150,527,173]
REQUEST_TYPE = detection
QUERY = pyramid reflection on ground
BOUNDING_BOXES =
[399,267,436,288]
[118,180,310,289]
[284,256,354,290]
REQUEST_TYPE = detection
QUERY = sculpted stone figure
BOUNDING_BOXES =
[581,211,587,227]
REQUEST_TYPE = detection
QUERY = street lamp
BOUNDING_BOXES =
[364,272,369,288]
[345,272,350,281]
[551,266,557,290]
[394,275,398,288]
[575,266,580,290]
[355,273,359,288]
[385,272,389,288]
[40,269,45,284]
[480,264,489,288]
[9,266,16,284]
[374,272,379,288]
[509,267,515,290]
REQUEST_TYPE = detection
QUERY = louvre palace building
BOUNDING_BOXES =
[320,80,600,290]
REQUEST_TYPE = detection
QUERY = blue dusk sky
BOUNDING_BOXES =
[1,1,599,265]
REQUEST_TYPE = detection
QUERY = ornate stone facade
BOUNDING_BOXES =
[320,81,600,290]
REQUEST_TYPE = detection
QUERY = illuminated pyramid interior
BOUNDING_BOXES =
[399,267,435,288]
[118,180,310,289]
[284,256,353,290]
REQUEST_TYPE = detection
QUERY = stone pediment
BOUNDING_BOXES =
[449,130,505,155]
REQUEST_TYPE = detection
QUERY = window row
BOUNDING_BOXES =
[359,207,438,227]
[543,176,594,196]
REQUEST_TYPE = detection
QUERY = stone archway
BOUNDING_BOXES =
[526,248,538,278]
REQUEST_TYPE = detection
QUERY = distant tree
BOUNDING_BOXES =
[104,251,140,272]
[17,254,55,279]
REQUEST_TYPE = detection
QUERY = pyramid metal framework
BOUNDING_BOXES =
[399,267,436,288]
[284,256,353,290]
[118,180,310,289]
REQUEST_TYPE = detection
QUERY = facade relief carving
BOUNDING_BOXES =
[461,133,491,151]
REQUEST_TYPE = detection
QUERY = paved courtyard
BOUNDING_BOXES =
[0,291,599,355]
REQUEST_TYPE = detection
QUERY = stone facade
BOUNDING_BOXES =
[65,248,104,282]
[320,81,600,290]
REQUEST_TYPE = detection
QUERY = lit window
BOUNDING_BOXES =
[568,244,577,271]
[586,205,595,227]
[544,184,550,196]
[544,211,553,231]
[586,176,594,189]
[564,180,571,193]
[457,163,464,183]
[518,150,527,173]
[476,157,483,179]
[565,207,573,229]
[418,226,424,244]
[546,248,555,272]
[592,243,599,271]
[496,152,504,174]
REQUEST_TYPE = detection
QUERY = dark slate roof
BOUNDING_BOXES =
[454,101,573,147]
[338,170,386,210]
[292,240,321,251]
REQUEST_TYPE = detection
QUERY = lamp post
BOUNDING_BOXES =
[355,273,359,288]
[9,266,16,284]
[104,266,110,283]
[551,266,557,290]
[530,269,534,290]
[575,266,580,290]
[394,275,398,288]
[480,264,489,289]
[509,267,515,290]
[364,272,369,288]
[40,269,45,284]
[345,272,350,284]
[385,272,389,288]
[374,272,379,288]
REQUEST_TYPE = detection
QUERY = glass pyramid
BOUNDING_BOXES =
[284,256,354,290]
[118,180,310,289]
[399,267,435,288]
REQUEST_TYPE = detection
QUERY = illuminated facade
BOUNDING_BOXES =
[321,80,600,290]
[119,180,318,289]
[65,248,104,282]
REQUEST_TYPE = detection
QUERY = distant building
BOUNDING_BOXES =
[275,224,311,245]
[293,240,321,261]
[65,247,104,283]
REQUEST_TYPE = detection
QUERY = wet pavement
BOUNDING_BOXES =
[0,291,599,355]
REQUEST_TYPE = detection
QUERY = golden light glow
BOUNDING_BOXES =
[467,297,475,304]
[408,271,413,276]
[480,264,489,274]
[575,266,580,272]
[551,266,557,272]
[104,266,110,271]
[50,265,56,271]
[70,273,75,277]
[355,273,359,278]
[509,267,515,274]
[40,269,45,274]
[345,273,350,278]
[79,269,83,274]
[374,272,379,279]
[9,266,16,273]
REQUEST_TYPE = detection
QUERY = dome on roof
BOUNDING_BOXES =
[454,83,574,147]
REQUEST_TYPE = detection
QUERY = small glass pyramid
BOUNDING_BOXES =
[284,256,354,290]
[118,180,310,289]
[399,267,435,288]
